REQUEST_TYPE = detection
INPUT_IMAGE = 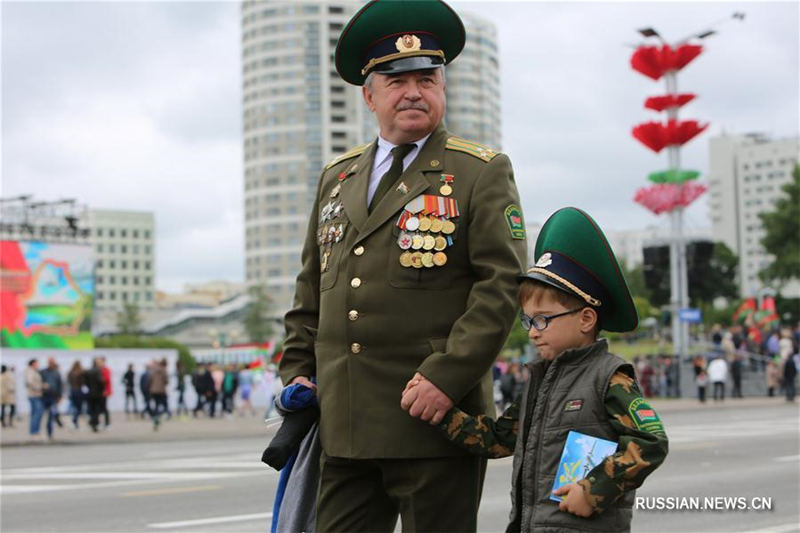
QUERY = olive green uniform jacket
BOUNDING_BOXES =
[281,125,528,458]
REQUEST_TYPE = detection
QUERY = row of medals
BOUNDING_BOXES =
[397,214,455,269]
[318,190,346,273]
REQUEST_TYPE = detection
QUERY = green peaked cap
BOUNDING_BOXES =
[335,0,465,86]
[519,207,639,332]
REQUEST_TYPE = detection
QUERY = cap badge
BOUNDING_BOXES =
[396,34,422,53]
[535,252,552,268]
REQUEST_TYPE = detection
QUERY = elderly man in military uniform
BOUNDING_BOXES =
[280,0,528,530]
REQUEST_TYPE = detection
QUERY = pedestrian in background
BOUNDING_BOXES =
[221,364,238,417]
[210,364,223,418]
[139,364,152,419]
[237,364,255,417]
[192,363,209,417]
[40,357,64,440]
[25,359,44,441]
[708,355,727,401]
[1,365,16,428]
[84,358,106,433]
[148,358,169,430]
[730,353,744,398]
[175,362,189,418]
[122,363,137,416]
[67,361,85,429]
[783,352,798,403]
[100,357,112,429]
[696,369,708,403]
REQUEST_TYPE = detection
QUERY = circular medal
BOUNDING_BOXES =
[397,232,413,250]
[430,217,443,233]
[434,236,448,251]
[433,252,447,266]
[410,252,424,269]
[411,234,424,250]
[441,220,456,235]
[421,252,435,268]
[406,216,420,231]
[399,251,413,267]
[418,216,432,232]
[439,184,453,196]
[422,234,436,250]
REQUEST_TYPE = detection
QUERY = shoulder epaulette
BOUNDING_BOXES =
[324,142,371,170]
[445,136,499,162]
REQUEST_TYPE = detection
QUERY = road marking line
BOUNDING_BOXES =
[121,485,220,497]
[740,523,800,533]
[773,454,800,462]
[148,512,272,529]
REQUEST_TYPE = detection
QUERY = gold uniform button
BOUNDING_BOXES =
[351,343,362,354]
[350,277,362,288]
[348,310,359,321]
[354,246,365,256]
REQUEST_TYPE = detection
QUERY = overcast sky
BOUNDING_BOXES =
[3,1,797,292]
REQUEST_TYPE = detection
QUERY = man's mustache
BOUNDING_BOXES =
[396,102,429,111]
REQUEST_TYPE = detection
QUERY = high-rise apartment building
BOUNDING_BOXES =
[445,11,502,149]
[242,1,502,313]
[708,133,799,297]
[85,209,156,309]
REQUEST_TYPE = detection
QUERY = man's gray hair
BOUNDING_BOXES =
[363,66,446,92]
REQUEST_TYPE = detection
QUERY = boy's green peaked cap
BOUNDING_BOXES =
[522,207,638,333]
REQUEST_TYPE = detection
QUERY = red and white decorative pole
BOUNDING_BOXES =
[630,14,743,362]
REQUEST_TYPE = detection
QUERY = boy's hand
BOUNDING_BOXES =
[553,483,594,517]
[400,372,453,425]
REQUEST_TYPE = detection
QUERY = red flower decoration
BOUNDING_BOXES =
[644,93,696,112]
[633,182,707,214]
[631,44,704,80]
[632,119,709,153]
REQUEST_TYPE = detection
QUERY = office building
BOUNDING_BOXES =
[708,133,799,297]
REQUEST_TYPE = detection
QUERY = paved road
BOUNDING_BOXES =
[1,400,798,532]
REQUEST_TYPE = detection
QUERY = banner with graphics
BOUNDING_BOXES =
[1,240,94,349]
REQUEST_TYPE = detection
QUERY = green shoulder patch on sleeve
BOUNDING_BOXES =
[445,136,499,162]
[504,204,526,240]
[324,142,370,170]
[627,397,665,434]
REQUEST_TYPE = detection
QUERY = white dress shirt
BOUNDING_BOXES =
[367,133,432,206]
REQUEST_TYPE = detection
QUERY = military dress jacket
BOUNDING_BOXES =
[280,125,528,459]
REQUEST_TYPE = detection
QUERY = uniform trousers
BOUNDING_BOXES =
[316,452,486,532]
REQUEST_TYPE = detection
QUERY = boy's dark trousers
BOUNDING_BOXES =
[87,397,103,431]
[697,385,706,402]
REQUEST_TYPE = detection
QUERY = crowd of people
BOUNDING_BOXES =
[0,357,284,442]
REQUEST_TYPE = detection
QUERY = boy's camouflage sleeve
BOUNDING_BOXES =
[437,401,519,458]
[579,371,669,514]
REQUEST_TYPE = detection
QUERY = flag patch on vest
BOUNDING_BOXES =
[505,205,526,240]
[564,399,583,412]
[628,397,664,433]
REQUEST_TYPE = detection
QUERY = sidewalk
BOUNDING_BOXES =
[0,410,280,447]
[649,395,795,412]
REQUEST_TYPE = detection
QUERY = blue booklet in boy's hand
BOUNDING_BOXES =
[550,431,618,502]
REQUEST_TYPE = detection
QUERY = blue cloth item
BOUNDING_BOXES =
[271,452,297,533]
[277,382,318,412]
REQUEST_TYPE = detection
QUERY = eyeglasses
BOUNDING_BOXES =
[520,308,584,331]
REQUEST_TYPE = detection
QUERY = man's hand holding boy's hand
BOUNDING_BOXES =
[553,482,594,517]
[400,372,453,425]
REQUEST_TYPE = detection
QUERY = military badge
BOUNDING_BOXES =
[395,34,422,53]
[628,397,665,434]
[564,399,583,412]
[504,204,526,240]
[535,252,553,268]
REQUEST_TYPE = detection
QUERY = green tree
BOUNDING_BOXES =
[244,285,274,344]
[116,302,142,335]
[759,164,800,287]
[503,316,529,356]
[690,242,739,307]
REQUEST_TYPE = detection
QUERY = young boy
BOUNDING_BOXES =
[402,207,668,532]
